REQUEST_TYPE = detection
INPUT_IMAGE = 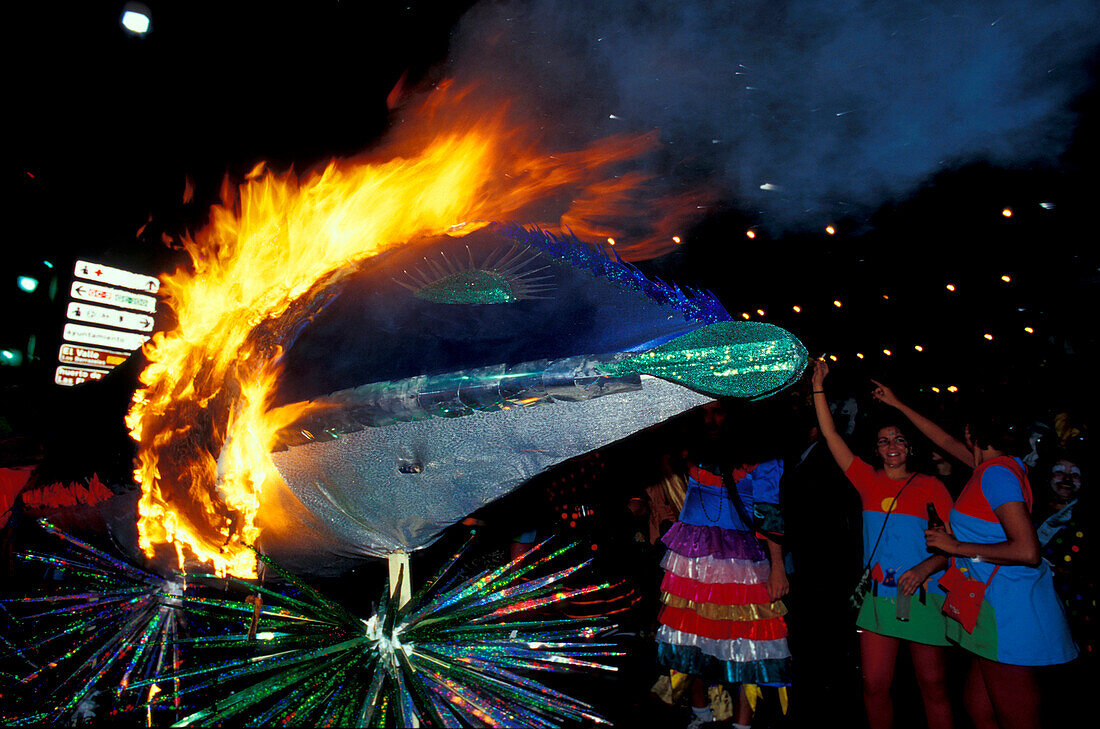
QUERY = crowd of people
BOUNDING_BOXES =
[555,363,1092,729]
[2,358,1090,729]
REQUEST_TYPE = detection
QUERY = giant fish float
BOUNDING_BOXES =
[254,223,808,572]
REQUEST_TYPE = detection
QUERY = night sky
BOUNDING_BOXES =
[7,1,1099,477]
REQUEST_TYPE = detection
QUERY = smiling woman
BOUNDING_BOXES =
[871,383,1079,729]
[811,360,956,729]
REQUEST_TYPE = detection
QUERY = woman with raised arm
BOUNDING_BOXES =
[811,361,954,729]
[871,381,1078,729]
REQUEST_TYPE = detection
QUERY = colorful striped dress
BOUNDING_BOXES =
[656,460,791,687]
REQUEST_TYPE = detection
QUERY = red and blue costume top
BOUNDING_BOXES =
[845,458,954,596]
[947,456,1077,665]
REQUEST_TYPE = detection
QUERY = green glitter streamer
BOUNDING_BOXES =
[600,321,808,398]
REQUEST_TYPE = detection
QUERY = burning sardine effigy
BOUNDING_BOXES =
[255,223,807,573]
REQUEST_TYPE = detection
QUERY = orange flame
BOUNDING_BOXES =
[128,83,708,576]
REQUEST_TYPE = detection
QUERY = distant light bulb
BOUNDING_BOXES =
[1001,274,1012,282]
[756,309,765,316]
[672,236,682,244]
[931,386,941,393]
[856,352,864,359]
[883,349,892,356]
[828,354,837,362]
[825,225,836,235]
[948,385,959,393]
[984,333,994,341]
[833,300,842,308]
[121,3,151,34]
[746,229,756,239]
[1024,326,1034,334]
[607,238,615,246]
[946,283,956,292]
[741,312,751,320]
[914,345,923,352]
[1002,208,1013,217]
[882,294,889,300]
[792,305,801,313]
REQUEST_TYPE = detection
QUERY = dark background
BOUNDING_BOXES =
[8,4,1096,480]
[3,4,1096,725]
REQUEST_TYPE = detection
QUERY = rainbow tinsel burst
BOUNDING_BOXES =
[146,536,621,727]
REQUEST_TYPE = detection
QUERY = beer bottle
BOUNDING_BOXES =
[927,502,944,530]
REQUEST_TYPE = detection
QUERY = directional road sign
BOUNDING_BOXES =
[70,281,157,313]
[66,301,155,332]
[63,323,150,351]
[55,365,109,386]
[74,260,160,294]
[58,343,131,369]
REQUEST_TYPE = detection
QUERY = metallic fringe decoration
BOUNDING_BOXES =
[0,519,188,726]
[500,224,731,325]
[2,522,622,727]
[155,535,622,727]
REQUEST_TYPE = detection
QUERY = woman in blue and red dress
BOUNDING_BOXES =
[812,361,955,729]
[873,382,1077,729]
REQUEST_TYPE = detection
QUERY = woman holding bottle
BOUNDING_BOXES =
[811,361,954,729]
[871,381,1077,729]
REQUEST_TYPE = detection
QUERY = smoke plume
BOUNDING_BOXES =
[444,0,1099,234]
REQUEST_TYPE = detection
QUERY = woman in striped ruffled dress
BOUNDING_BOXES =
[656,403,791,729]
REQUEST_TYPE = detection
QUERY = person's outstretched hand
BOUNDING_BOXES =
[870,379,903,409]
[812,359,829,389]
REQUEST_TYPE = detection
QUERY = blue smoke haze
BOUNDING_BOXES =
[446,0,1100,233]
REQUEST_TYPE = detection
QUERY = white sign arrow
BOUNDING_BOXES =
[70,281,157,313]
[63,323,150,351]
[55,365,109,387]
[67,302,154,332]
[74,260,160,294]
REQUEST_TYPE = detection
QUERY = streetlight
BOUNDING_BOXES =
[121,2,152,35]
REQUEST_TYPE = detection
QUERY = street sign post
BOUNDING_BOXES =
[70,281,157,313]
[55,365,109,386]
[57,260,160,386]
[62,323,150,351]
[66,301,155,332]
[58,343,131,369]
[74,260,160,294]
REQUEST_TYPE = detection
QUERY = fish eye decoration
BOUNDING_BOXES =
[2,521,621,728]
[394,245,554,304]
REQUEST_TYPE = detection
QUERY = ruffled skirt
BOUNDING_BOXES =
[657,521,792,686]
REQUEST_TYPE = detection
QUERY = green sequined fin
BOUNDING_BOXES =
[599,321,808,398]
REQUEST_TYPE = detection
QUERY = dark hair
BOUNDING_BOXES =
[866,421,911,463]
[1046,442,1089,475]
[966,412,1028,455]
